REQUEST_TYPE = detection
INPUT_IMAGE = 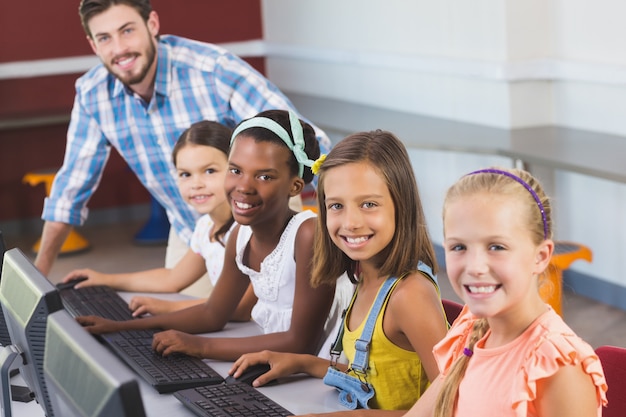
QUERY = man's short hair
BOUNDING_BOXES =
[79,0,153,38]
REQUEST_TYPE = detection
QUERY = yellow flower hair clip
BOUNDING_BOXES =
[311,154,327,175]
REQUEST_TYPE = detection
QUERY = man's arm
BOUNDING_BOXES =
[212,50,332,155]
[34,221,72,276]
[38,90,112,276]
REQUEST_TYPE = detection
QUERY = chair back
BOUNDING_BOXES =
[442,299,463,326]
[596,345,626,417]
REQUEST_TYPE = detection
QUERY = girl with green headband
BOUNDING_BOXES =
[75,110,344,362]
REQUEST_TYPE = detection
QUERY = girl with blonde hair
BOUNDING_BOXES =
[404,168,607,417]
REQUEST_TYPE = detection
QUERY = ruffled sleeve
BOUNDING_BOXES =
[433,305,475,376]
[512,327,608,414]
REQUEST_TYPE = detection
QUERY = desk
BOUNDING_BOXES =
[9,292,344,417]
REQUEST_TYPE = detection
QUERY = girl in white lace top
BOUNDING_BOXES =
[76,110,338,362]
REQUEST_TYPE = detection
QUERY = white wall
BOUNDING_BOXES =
[408,149,513,247]
[262,0,626,295]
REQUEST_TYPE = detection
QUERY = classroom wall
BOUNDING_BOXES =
[261,0,626,303]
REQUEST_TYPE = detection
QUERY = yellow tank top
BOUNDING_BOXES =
[343,276,433,410]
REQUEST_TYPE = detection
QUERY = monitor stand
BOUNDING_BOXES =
[0,345,34,417]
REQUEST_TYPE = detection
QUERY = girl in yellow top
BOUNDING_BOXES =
[230,130,448,411]
[404,168,607,417]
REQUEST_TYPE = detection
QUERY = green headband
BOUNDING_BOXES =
[231,111,314,178]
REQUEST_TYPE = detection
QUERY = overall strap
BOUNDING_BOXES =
[350,276,399,375]
[329,277,399,367]
[329,261,436,368]
[417,260,435,285]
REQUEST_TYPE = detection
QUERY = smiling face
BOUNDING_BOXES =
[443,192,551,319]
[323,161,395,268]
[225,135,303,226]
[86,4,158,97]
[175,144,229,220]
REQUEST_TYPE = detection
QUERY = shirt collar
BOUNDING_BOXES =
[153,40,171,97]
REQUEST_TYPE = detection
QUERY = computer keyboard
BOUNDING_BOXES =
[58,285,134,320]
[0,309,11,347]
[100,329,224,393]
[0,232,12,347]
[59,285,224,393]
[174,380,292,417]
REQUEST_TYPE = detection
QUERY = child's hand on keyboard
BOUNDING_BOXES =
[129,296,176,317]
[152,329,206,358]
[76,315,125,334]
[61,268,109,288]
[230,351,326,387]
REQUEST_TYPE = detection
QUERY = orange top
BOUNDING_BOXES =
[435,305,607,417]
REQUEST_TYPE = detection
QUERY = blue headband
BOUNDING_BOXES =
[231,111,314,178]
[467,168,549,240]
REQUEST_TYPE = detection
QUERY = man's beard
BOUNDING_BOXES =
[105,39,157,87]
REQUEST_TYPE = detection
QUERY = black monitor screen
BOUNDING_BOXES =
[0,248,63,416]
[44,310,147,417]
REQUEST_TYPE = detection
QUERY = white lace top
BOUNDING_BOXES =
[235,210,316,334]
[187,214,234,296]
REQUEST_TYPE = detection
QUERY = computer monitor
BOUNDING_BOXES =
[0,248,63,417]
[0,231,11,347]
[44,310,147,417]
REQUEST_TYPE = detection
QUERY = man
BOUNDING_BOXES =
[35,0,330,285]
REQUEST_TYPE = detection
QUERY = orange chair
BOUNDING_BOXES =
[23,169,90,255]
[540,241,592,316]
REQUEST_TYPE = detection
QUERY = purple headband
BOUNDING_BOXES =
[467,169,549,240]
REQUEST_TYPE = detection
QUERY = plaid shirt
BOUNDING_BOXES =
[43,35,330,244]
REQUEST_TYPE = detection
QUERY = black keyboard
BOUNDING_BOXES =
[59,286,224,393]
[0,309,11,347]
[59,285,134,320]
[0,231,12,347]
[101,329,223,393]
[174,380,292,417]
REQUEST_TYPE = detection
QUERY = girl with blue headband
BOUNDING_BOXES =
[76,110,343,361]
[405,167,607,417]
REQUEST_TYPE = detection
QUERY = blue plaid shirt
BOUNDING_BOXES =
[43,35,330,244]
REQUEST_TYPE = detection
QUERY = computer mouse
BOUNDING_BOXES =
[225,363,273,386]
[56,276,88,290]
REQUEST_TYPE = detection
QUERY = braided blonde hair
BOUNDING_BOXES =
[434,319,489,417]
